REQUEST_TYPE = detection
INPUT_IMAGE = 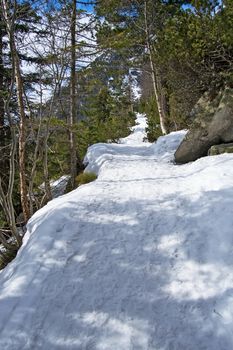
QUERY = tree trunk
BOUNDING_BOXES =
[0,15,4,127]
[15,54,30,222]
[0,127,22,248]
[144,0,168,135]
[42,126,52,203]
[70,0,77,189]
[1,0,30,222]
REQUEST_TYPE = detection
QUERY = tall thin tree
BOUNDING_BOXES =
[1,0,30,222]
[143,0,168,135]
[70,0,78,188]
[0,12,4,128]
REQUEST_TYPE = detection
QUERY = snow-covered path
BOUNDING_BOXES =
[1,115,233,349]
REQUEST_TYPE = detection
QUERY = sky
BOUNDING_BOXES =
[78,3,94,12]
[32,0,95,14]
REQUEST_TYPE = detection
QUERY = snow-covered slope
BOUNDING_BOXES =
[1,115,233,349]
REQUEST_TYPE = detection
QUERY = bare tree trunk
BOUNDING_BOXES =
[0,14,4,127]
[128,70,134,114]
[0,128,22,248]
[7,128,21,246]
[70,0,77,189]
[144,0,168,135]
[42,125,52,203]
[15,54,30,221]
[1,0,30,222]
[0,13,21,248]
[27,70,47,214]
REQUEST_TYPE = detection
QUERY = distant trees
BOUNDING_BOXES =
[96,0,233,138]
[95,0,171,134]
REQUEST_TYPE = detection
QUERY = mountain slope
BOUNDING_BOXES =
[1,115,233,349]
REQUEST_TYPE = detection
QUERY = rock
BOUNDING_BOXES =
[174,88,233,163]
[208,143,233,156]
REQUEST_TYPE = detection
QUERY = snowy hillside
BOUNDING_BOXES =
[1,114,233,349]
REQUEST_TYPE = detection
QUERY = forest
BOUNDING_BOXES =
[0,0,232,268]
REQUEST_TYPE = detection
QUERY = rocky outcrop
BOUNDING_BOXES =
[174,88,233,163]
[208,143,233,156]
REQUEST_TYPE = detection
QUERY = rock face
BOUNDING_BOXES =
[208,143,233,156]
[174,88,233,163]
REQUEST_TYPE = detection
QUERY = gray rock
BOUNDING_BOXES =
[208,143,233,156]
[174,88,233,163]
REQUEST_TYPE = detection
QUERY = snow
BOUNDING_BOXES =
[1,114,233,349]
[40,175,70,198]
[128,69,142,101]
[84,114,150,174]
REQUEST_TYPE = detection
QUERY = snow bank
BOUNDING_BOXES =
[84,116,186,175]
[1,114,233,349]
[84,114,151,174]
[150,130,187,161]
[40,175,70,198]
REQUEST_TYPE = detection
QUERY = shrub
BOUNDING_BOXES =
[76,172,97,186]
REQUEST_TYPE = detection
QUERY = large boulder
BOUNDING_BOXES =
[174,88,233,163]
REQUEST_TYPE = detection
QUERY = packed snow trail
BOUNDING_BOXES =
[1,115,233,349]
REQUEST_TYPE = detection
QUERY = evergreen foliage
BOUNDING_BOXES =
[139,96,162,142]
[95,0,232,137]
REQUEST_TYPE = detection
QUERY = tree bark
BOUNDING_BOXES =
[15,53,30,222]
[0,14,4,127]
[70,0,78,189]
[144,0,168,135]
[1,0,30,222]
[0,128,22,248]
